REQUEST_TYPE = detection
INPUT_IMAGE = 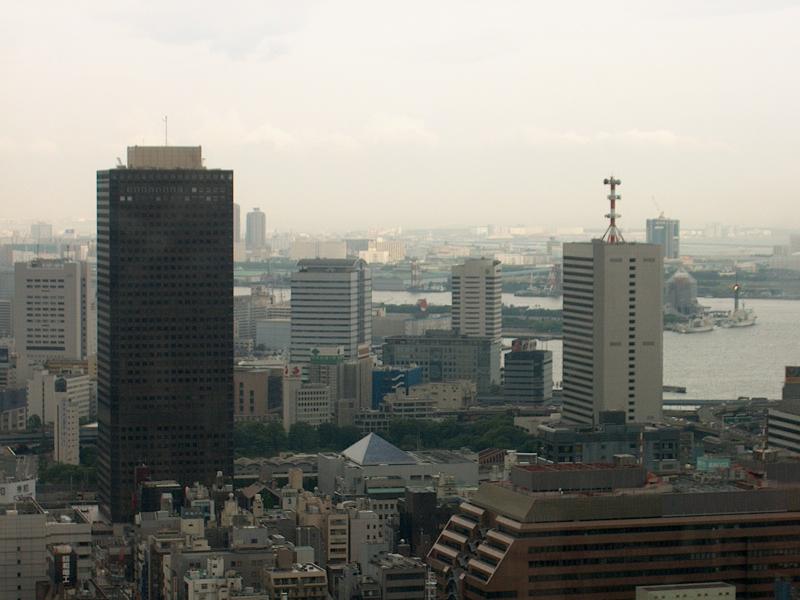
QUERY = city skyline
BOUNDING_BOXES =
[2,1,799,230]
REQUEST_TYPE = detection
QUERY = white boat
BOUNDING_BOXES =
[674,316,715,334]
[720,307,757,328]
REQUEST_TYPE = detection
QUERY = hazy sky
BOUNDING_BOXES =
[2,1,799,232]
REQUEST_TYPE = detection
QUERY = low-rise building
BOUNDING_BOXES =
[283,368,331,431]
[0,499,92,600]
[184,557,269,600]
[383,390,435,420]
[371,366,424,409]
[0,448,37,503]
[262,562,327,599]
[0,388,27,432]
[382,331,501,394]
[534,414,684,474]
[364,553,429,600]
[234,365,283,423]
[318,433,478,497]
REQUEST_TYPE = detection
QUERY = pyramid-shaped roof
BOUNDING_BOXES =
[341,433,416,466]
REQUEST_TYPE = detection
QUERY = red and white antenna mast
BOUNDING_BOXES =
[602,176,625,244]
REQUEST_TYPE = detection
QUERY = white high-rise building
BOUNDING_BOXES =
[27,369,91,424]
[55,395,79,465]
[290,258,372,363]
[451,258,502,340]
[562,178,663,425]
[13,259,93,379]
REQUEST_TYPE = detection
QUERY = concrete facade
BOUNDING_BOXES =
[283,370,331,431]
[0,501,92,600]
[451,258,502,340]
[290,259,372,363]
[382,331,501,394]
[54,395,80,465]
[26,368,91,424]
[562,240,663,424]
[13,259,90,379]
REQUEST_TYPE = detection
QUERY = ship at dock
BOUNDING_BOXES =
[673,315,715,334]
[717,283,757,328]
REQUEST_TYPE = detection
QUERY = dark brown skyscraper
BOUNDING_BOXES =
[97,146,233,521]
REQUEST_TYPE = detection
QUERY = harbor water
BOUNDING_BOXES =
[372,291,800,401]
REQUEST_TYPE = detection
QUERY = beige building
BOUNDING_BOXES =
[54,395,80,465]
[14,259,93,379]
[127,145,202,168]
[451,258,502,340]
[562,240,663,425]
[383,390,435,420]
[636,582,736,599]
[411,380,476,411]
[0,500,92,600]
[235,366,269,422]
[347,508,390,567]
[306,347,372,426]
[27,368,91,424]
[327,511,349,564]
[290,258,372,363]
[283,369,331,431]
[263,563,327,599]
[291,240,348,260]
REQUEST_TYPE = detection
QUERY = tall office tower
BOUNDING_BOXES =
[97,145,233,521]
[233,202,241,243]
[13,259,90,379]
[451,258,502,340]
[245,207,266,250]
[646,215,680,259]
[290,258,372,363]
[562,178,663,425]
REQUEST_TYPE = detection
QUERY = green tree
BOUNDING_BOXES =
[287,422,319,452]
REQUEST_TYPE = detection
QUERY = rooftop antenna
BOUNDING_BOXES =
[163,116,168,146]
[602,176,625,244]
